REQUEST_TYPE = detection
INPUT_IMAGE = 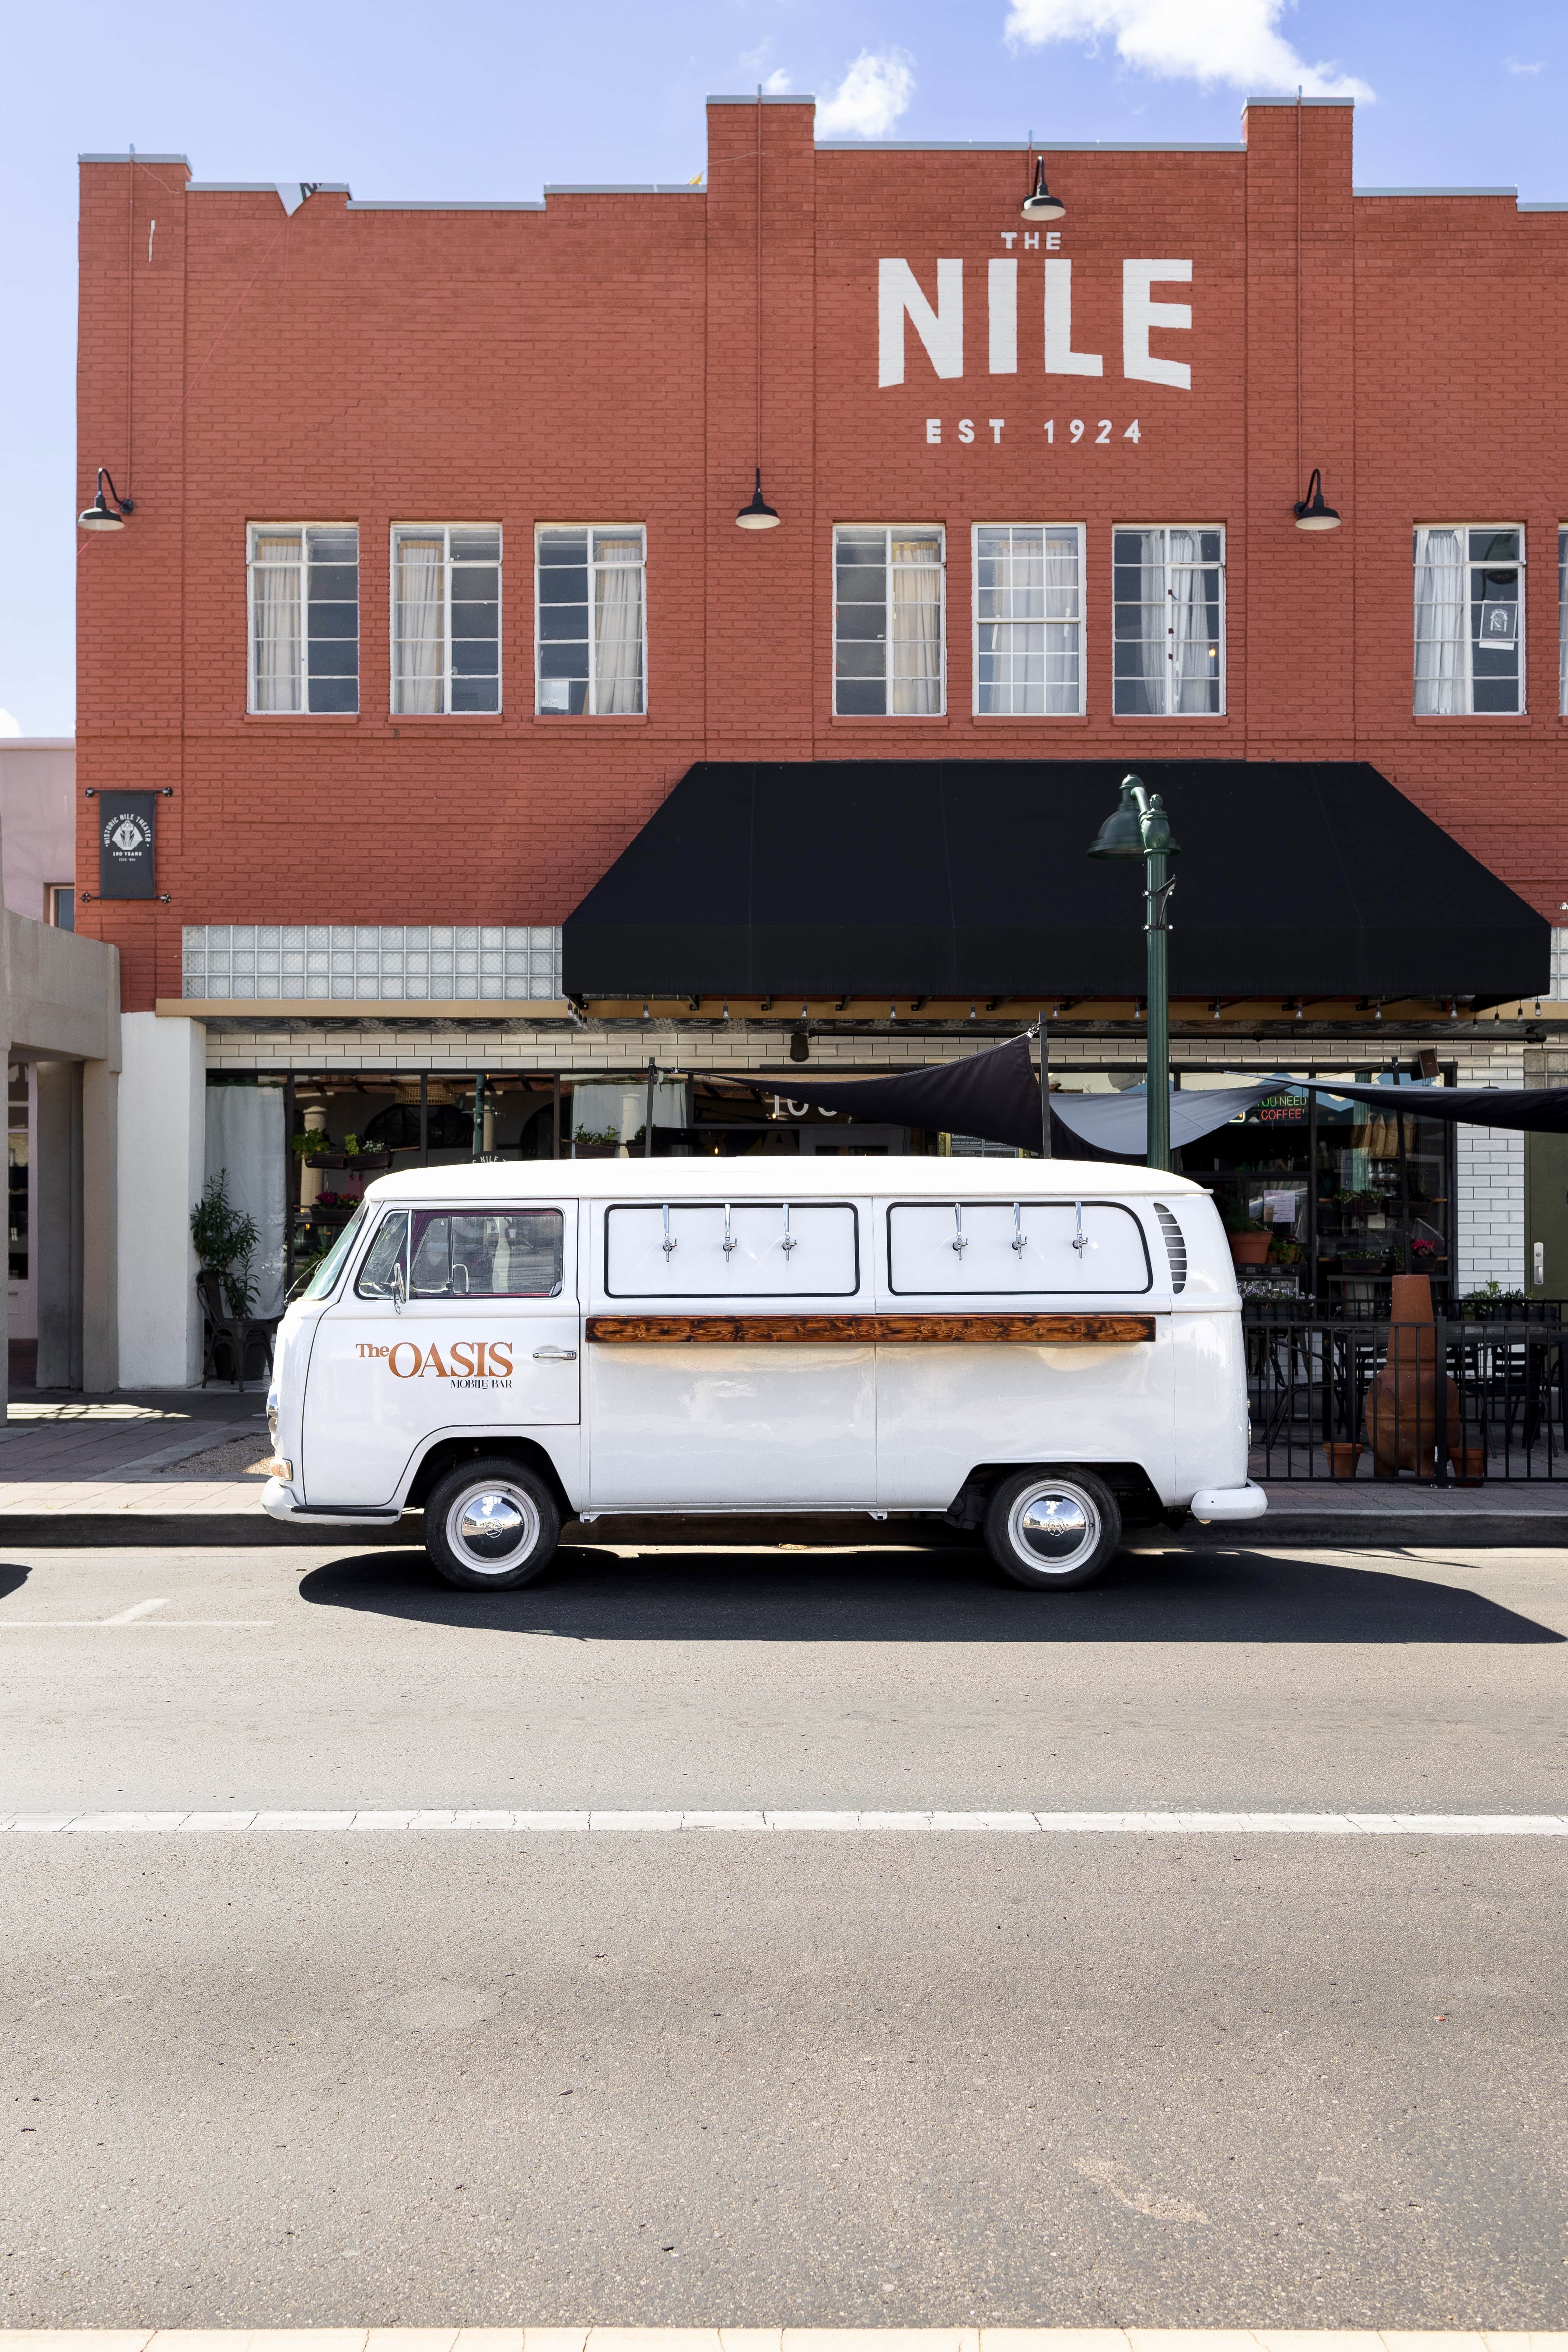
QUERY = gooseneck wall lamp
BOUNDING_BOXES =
[78,468,134,533]
[1293,468,1342,532]
[1087,773,1181,1172]
[1021,155,1066,223]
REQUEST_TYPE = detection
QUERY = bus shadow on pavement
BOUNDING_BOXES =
[295,1542,1566,1644]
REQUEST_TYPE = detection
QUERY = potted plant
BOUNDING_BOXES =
[1218,1196,1270,1266]
[572,1124,624,1161]
[191,1169,260,1316]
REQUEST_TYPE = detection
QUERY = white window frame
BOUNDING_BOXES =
[1111,523,1226,719]
[833,524,947,719]
[533,525,648,717]
[246,523,359,716]
[1414,524,1525,718]
[971,523,1086,718]
[389,523,503,717]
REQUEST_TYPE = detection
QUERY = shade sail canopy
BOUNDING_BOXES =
[1300,1080,1568,1133]
[745,1037,1273,1157]
[562,760,1549,1004]
[745,1053,1568,1160]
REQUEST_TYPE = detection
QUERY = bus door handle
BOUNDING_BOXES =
[533,1345,578,1360]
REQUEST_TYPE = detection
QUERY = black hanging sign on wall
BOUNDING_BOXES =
[97,793,156,898]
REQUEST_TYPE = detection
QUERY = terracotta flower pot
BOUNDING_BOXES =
[1323,1441,1363,1479]
[1452,1446,1487,1488]
[1363,1275,1462,1481]
[1230,1232,1270,1265]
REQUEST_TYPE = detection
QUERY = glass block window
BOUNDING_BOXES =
[834,526,946,716]
[1414,526,1524,715]
[247,526,359,714]
[392,525,501,715]
[974,524,1084,715]
[535,527,646,715]
[1112,526,1224,716]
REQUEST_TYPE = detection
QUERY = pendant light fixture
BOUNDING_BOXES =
[1290,98,1344,537]
[1293,468,1342,532]
[736,468,779,530]
[1021,154,1065,223]
[78,467,134,532]
[736,88,782,530]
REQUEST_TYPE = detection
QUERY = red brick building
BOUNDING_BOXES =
[73,97,1568,1378]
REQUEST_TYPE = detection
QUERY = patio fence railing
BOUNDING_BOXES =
[1242,1304,1568,1482]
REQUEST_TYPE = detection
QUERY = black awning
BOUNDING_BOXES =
[561,759,1548,1004]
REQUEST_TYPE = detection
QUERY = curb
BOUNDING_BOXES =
[0,1511,1563,1551]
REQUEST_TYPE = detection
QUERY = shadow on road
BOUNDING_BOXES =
[296,1541,1565,1644]
[0,1563,29,1603]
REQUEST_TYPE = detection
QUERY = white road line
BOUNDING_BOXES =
[0,1619,273,1630]
[101,1599,170,1624]
[1,1809,1567,1836]
[0,2331,1559,2352]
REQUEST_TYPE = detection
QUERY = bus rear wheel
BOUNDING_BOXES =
[983,1468,1121,1591]
[424,1458,560,1591]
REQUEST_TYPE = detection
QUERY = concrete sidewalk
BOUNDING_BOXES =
[0,1395,1562,1547]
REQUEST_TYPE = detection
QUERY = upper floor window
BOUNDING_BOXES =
[536,527,646,715]
[1112,527,1224,716]
[1414,527,1523,715]
[834,526,945,716]
[247,525,359,714]
[392,525,500,715]
[974,525,1084,716]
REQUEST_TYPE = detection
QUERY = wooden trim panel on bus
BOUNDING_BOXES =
[584,1313,1158,1345]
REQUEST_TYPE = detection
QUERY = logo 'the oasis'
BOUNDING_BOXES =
[356,1339,513,1387]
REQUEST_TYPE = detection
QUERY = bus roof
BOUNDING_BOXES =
[363,1155,1207,1205]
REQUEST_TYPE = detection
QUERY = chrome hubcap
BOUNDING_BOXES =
[449,1482,539,1573]
[1009,1483,1098,1574]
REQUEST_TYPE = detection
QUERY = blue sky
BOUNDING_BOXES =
[3,0,1564,735]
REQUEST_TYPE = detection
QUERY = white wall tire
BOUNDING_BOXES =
[424,1458,560,1591]
[983,1468,1122,1591]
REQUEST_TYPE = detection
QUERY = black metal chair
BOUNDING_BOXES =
[197,1269,279,1390]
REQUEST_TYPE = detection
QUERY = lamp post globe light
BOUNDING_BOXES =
[1087,773,1181,1171]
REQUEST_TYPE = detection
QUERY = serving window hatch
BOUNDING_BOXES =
[887,1200,1152,1295]
[605,1201,860,1297]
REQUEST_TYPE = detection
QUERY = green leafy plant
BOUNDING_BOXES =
[291,1127,334,1160]
[191,1170,260,1316]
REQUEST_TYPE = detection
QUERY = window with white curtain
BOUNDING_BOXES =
[1414,527,1524,715]
[834,526,945,716]
[247,525,358,714]
[1559,528,1566,716]
[1112,527,1224,716]
[391,526,501,714]
[974,525,1084,716]
[535,527,646,715]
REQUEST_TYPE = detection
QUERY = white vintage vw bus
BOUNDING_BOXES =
[262,1157,1264,1591]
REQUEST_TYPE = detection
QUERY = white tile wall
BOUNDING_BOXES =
[1453,1044,1525,1294]
[182,925,562,1002]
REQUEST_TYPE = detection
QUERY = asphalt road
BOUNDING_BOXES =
[4,1534,1568,2327]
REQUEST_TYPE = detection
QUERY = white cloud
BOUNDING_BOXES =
[762,66,793,93]
[0,710,20,738]
[816,47,916,137]
[1505,56,1544,74]
[1004,0,1373,101]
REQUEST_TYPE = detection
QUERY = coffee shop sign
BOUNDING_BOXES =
[880,258,1192,390]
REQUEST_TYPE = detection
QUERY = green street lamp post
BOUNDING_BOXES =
[1087,773,1181,1171]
